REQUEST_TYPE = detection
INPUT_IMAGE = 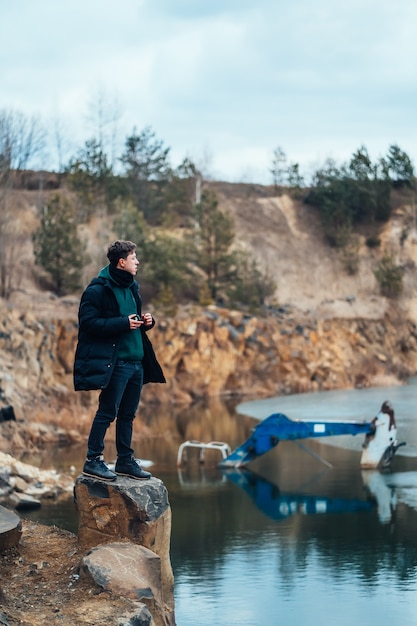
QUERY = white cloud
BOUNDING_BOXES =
[1,0,416,181]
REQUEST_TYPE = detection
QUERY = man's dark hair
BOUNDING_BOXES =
[107,240,136,266]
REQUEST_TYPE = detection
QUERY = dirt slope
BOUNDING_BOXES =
[212,184,417,322]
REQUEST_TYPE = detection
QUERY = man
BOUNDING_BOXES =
[73,240,165,481]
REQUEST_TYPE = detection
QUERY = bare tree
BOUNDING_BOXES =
[0,109,46,171]
[270,146,287,189]
[85,86,122,169]
[53,115,73,174]
[0,108,46,298]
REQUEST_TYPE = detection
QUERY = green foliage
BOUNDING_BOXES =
[183,189,276,308]
[6,104,416,313]
[112,199,148,246]
[120,126,172,223]
[33,194,85,296]
[307,145,415,249]
[228,250,276,310]
[346,147,379,222]
[308,162,352,246]
[374,255,404,298]
[189,189,237,302]
[346,147,392,222]
[384,144,415,188]
[113,200,190,301]
[287,162,304,192]
[162,157,201,226]
[140,232,190,298]
[66,138,118,219]
[111,179,277,309]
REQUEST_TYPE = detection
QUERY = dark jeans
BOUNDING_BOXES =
[87,360,144,461]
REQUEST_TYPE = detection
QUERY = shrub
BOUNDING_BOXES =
[374,255,404,298]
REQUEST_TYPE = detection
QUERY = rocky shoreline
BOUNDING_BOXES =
[0,451,74,513]
[0,453,175,626]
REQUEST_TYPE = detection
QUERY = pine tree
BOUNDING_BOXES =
[120,126,171,223]
[191,189,237,302]
[33,194,85,296]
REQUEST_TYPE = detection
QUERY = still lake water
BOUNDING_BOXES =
[23,380,417,626]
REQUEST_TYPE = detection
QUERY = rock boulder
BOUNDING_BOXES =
[74,474,175,625]
[0,504,22,552]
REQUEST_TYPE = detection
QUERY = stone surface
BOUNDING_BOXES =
[74,474,175,624]
[1,291,417,435]
[117,604,155,626]
[81,542,166,625]
[81,542,162,602]
[0,504,22,552]
[0,451,74,508]
[7,492,41,510]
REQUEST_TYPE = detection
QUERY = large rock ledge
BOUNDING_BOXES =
[75,474,175,625]
[0,469,176,626]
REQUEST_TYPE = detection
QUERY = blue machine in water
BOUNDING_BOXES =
[218,412,371,467]
[218,401,404,470]
[177,401,405,471]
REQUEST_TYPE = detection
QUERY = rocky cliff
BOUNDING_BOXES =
[0,290,416,456]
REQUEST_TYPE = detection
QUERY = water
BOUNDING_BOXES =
[21,381,417,625]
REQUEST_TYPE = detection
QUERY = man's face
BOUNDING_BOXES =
[119,251,139,275]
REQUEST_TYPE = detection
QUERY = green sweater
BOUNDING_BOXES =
[98,265,144,362]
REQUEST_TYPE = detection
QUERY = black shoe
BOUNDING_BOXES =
[83,456,117,481]
[115,457,152,480]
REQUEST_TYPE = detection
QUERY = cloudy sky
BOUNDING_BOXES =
[2,0,416,183]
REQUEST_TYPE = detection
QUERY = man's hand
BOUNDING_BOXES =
[128,314,144,330]
[141,313,153,327]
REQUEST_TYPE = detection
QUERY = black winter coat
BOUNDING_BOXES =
[73,275,165,391]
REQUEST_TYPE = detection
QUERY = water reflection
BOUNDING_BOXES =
[20,397,255,473]
[19,385,417,626]
[177,466,229,489]
[171,453,417,626]
[175,451,415,530]
[362,471,397,525]
[169,385,417,625]
[224,468,374,520]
